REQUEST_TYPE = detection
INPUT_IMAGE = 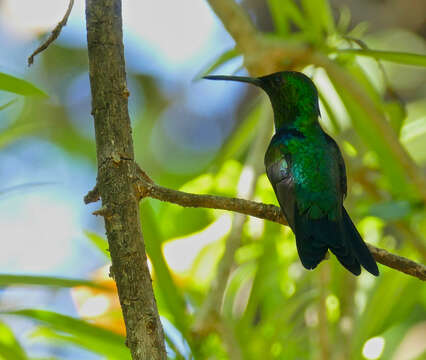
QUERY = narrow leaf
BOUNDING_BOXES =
[0,274,110,290]
[311,0,335,33]
[318,89,341,133]
[0,73,47,97]
[0,99,18,111]
[84,231,110,259]
[31,326,130,359]
[267,0,289,35]
[141,202,190,336]
[0,122,43,149]
[0,321,27,360]
[6,309,128,359]
[336,49,426,67]
[282,1,308,32]
[194,48,240,80]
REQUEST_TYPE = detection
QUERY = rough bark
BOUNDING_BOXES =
[85,1,166,359]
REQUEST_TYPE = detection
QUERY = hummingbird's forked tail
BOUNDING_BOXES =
[294,208,379,276]
[341,207,379,276]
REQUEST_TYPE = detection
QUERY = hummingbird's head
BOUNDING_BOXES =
[204,71,320,129]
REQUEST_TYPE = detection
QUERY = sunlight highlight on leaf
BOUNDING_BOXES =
[163,214,232,273]
[362,336,385,359]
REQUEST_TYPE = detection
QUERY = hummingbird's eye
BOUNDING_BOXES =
[274,77,281,85]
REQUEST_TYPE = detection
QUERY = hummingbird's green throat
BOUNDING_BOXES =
[204,72,320,131]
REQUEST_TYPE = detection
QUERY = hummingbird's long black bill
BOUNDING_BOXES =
[203,75,262,87]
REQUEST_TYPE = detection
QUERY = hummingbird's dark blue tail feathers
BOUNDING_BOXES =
[294,210,378,276]
[342,207,379,276]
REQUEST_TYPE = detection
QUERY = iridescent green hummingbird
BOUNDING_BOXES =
[204,71,379,276]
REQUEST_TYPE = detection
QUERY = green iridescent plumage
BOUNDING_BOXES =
[205,71,379,276]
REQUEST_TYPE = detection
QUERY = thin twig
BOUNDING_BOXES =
[133,178,285,224]
[367,244,426,280]
[28,0,75,66]
[84,184,99,204]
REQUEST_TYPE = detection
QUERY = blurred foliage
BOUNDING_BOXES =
[1,0,426,359]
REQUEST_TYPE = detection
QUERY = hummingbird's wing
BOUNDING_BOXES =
[324,135,379,276]
[265,154,296,229]
[324,134,347,199]
[266,152,332,270]
[264,129,304,229]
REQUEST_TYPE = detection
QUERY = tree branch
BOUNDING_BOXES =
[130,175,426,281]
[134,177,284,224]
[28,0,75,65]
[204,0,257,55]
[85,1,166,359]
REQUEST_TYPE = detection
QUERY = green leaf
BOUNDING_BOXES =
[281,1,308,33]
[5,310,129,359]
[0,321,27,360]
[84,231,110,259]
[336,6,351,33]
[267,0,289,35]
[317,89,341,133]
[301,0,335,41]
[141,201,190,336]
[0,274,109,290]
[0,99,18,111]
[343,57,383,106]
[0,73,47,97]
[336,49,426,67]
[0,122,44,149]
[194,48,240,80]
[384,100,406,136]
[222,262,256,319]
[311,0,335,33]
[32,326,129,360]
[380,323,417,360]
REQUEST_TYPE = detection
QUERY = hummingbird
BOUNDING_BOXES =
[204,71,379,276]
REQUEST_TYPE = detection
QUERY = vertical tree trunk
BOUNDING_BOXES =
[85,1,166,359]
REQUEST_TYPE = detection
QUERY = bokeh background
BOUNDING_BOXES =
[0,0,425,359]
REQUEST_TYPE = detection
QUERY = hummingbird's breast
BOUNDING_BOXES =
[286,130,341,216]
